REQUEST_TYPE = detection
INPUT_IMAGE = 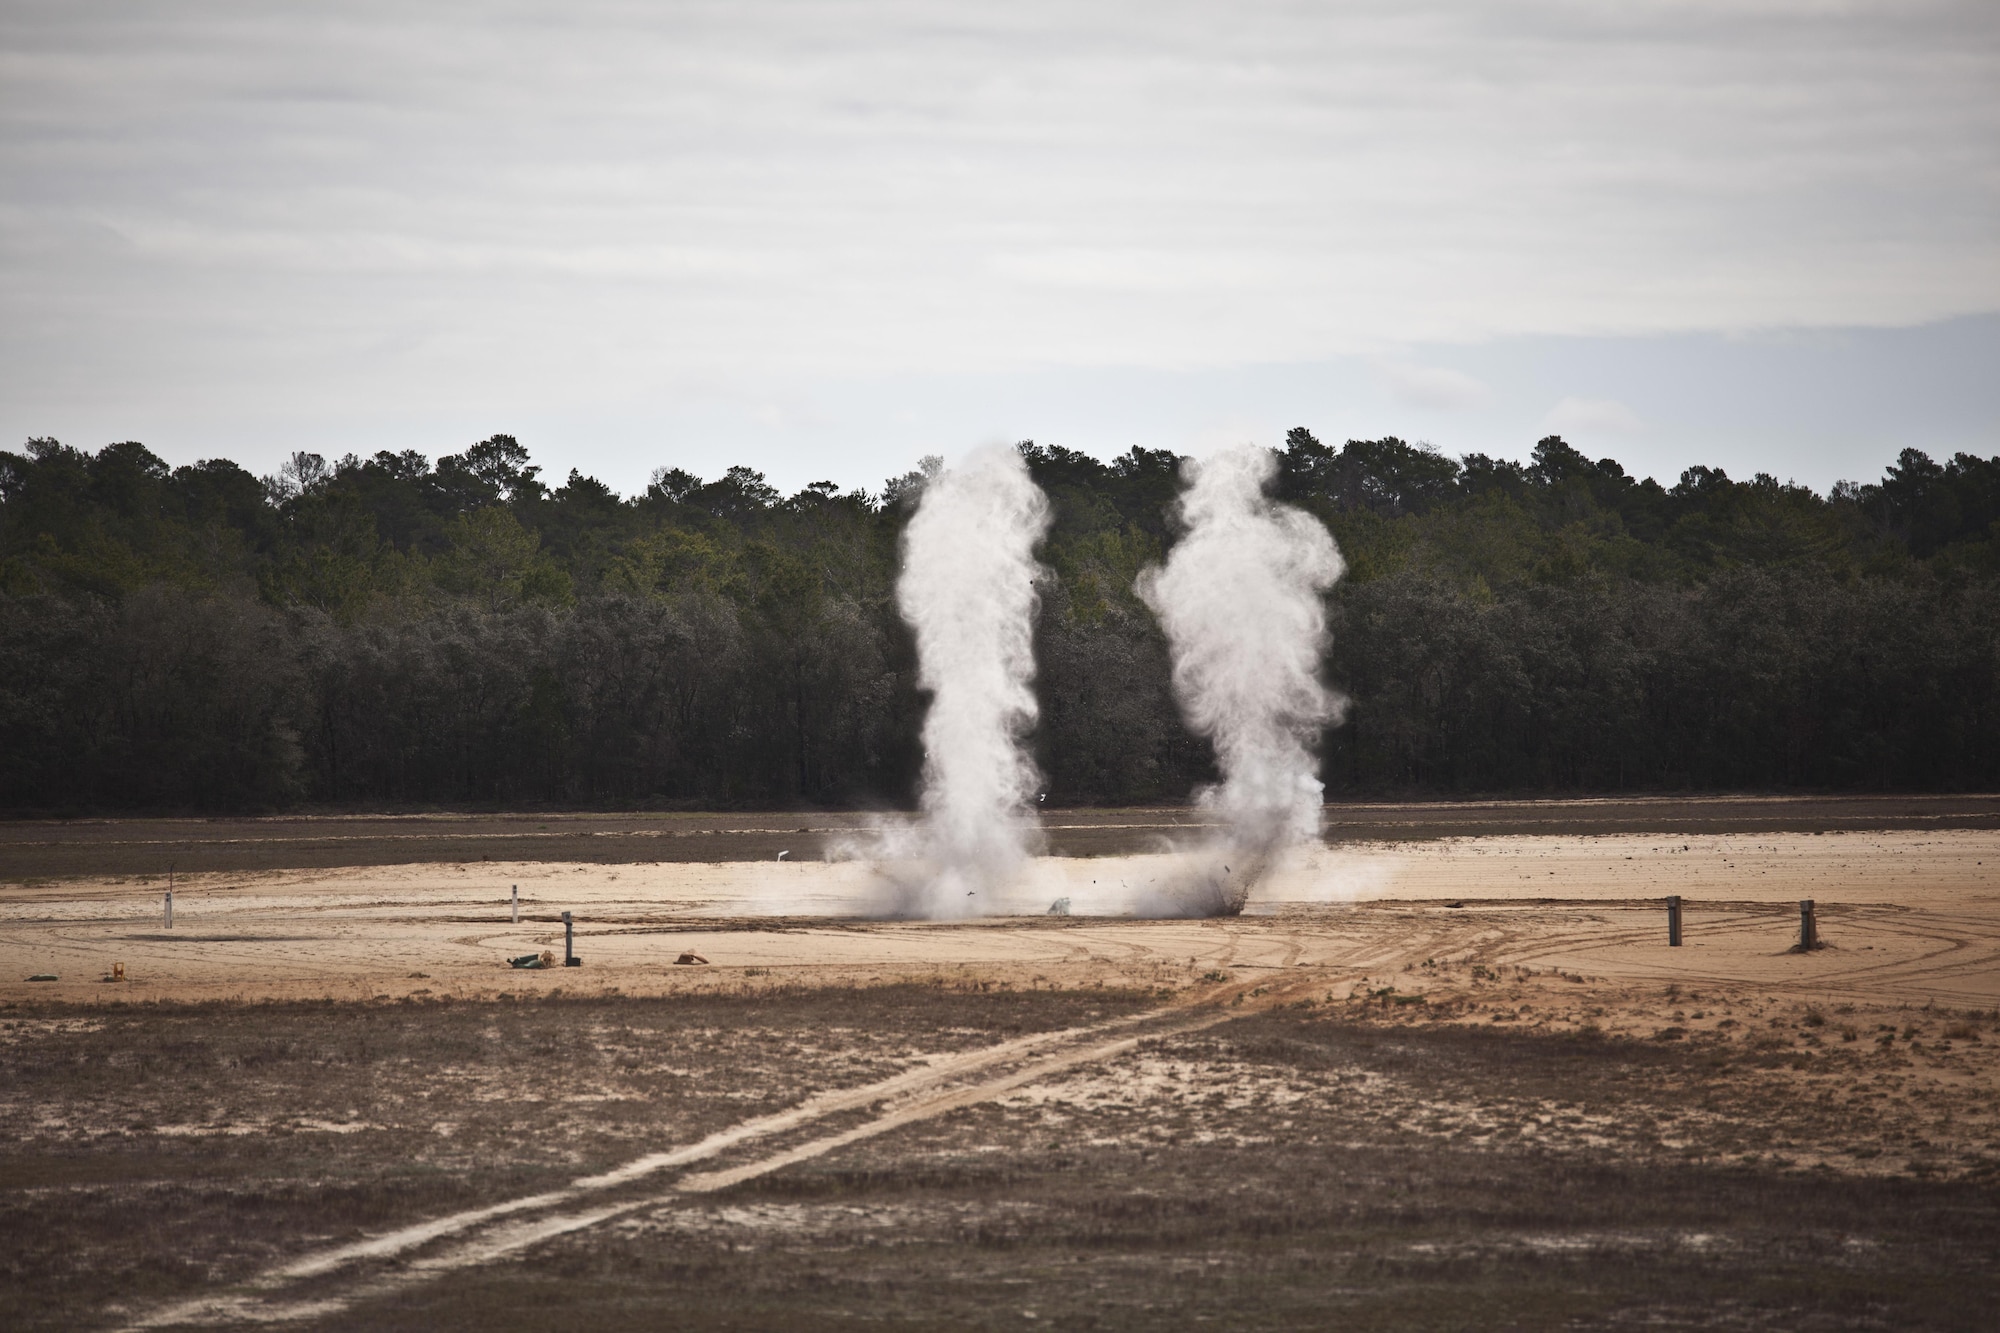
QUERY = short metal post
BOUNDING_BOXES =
[1800,899,1817,951]
[562,911,580,966]
[1667,895,1682,947]
[512,884,519,924]
[164,889,173,929]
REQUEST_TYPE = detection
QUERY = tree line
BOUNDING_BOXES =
[3,430,1997,813]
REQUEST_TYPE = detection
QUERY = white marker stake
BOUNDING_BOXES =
[512,884,520,923]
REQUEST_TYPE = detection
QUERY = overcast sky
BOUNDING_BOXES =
[3,0,1996,495]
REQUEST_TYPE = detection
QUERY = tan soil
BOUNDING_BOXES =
[3,827,1995,1009]
[5,793,1996,877]
[5,814,1998,1329]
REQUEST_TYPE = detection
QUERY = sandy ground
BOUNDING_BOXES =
[6,819,2000,1329]
[6,794,1998,877]
[4,829,1996,1008]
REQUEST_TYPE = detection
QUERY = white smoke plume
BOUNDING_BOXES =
[1136,444,1346,915]
[855,444,1052,917]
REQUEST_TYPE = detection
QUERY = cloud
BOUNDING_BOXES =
[986,249,1268,295]
[1374,361,1490,410]
[1542,396,1645,435]
[1,1,1994,476]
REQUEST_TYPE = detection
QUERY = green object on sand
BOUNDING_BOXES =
[27,974,57,982]
[508,954,547,970]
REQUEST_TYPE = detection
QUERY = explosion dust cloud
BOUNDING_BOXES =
[1137,444,1346,915]
[845,445,1052,917]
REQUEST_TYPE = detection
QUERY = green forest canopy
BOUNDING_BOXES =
[3,431,1998,812]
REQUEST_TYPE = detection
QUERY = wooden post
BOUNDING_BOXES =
[512,884,519,924]
[1800,899,1817,951]
[164,888,173,929]
[1667,895,1682,947]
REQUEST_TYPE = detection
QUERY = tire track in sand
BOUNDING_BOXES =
[115,981,1304,1331]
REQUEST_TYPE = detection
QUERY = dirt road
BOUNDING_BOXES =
[5,793,1997,878]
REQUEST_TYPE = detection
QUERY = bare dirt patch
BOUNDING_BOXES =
[0,985,1152,1329]
[4,982,1997,1330]
[5,794,1997,879]
[3,806,1998,1328]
